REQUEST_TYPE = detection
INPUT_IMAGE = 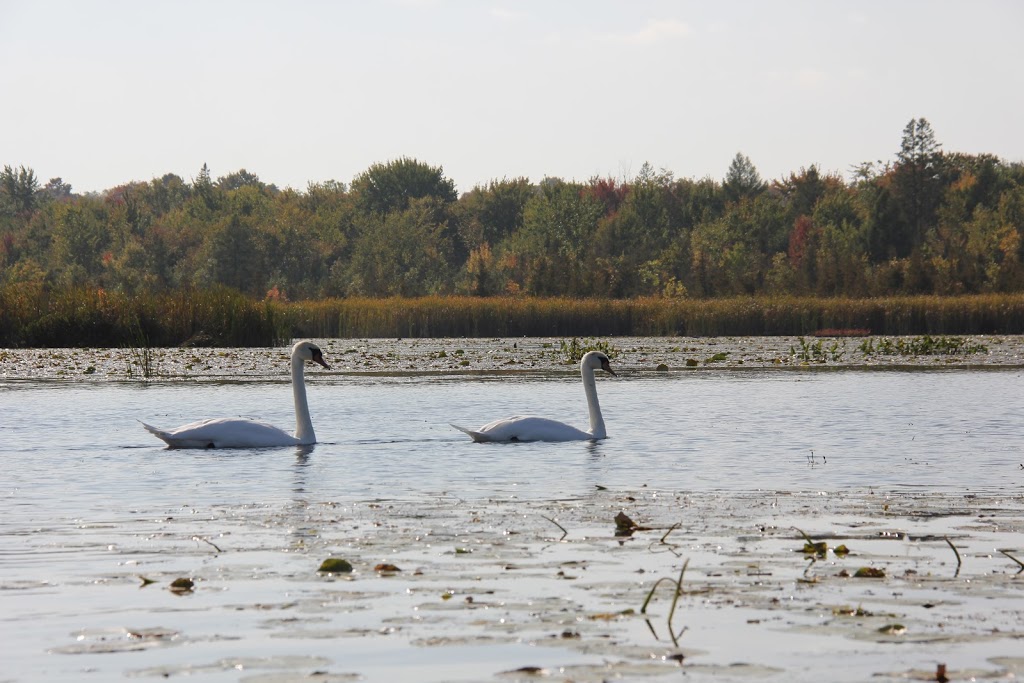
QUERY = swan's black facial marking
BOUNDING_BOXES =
[308,346,331,369]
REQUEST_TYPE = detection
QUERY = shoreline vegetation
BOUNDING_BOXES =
[3,286,1024,348]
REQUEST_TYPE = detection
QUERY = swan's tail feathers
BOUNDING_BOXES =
[140,421,179,447]
[450,423,488,443]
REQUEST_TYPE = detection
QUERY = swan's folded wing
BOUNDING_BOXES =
[142,417,299,449]
[453,416,592,443]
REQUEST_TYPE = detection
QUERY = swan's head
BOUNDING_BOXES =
[581,351,616,376]
[293,341,331,370]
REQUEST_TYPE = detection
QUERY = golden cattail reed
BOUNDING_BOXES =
[3,286,1024,347]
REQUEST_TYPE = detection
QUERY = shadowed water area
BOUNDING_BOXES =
[2,337,1023,682]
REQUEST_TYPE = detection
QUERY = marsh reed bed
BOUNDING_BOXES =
[3,286,1024,347]
[0,286,286,348]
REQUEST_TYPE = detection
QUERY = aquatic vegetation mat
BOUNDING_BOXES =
[5,488,1024,681]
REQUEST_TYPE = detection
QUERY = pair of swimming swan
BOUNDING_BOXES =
[142,341,616,449]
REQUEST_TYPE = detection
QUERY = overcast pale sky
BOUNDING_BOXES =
[2,0,1021,194]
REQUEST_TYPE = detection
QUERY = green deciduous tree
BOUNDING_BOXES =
[503,179,604,296]
[351,157,457,216]
[346,198,454,296]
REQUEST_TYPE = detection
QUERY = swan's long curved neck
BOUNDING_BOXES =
[582,366,606,439]
[292,355,315,444]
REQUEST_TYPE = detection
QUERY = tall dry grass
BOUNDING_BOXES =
[0,285,288,347]
[3,287,1024,347]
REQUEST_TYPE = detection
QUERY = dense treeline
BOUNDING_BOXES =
[3,118,1024,347]
[2,118,1022,305]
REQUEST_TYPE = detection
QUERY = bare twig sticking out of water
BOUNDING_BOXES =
[641,559,690,649]
[192,535,223,553]
[998,549,1024,574]
[540,515,568,541]
[944,536,961,576]
[649,522,684,557]
[659,522,681,544]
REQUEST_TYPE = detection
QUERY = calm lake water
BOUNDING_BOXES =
[3,345,1024,682]
[4,367,1022,508]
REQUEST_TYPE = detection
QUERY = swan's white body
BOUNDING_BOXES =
[452,351,615,443]
[142,341,329,449]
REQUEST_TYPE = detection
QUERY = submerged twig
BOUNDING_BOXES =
[192,535,223,553]
[540,515,568,541]
[944,536,961,568]
[998,549,1024,574]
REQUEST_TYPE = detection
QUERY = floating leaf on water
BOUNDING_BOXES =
[169,577,194,593]
[374,563,401,573]
[656,363,669,371]
[317,558,353,573]
[854,567,886,578]
[803,541,828,556]
[794,527,827,556]
[138,575,156,587]
[614,511,636,531]
[499,666,546,676]
[685,359,698,367]
[833,605,872,617]
[877,623,906,635]
[833,544,850,557]
[455,547,471,554]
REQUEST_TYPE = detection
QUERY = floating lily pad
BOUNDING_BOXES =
[169,577,194,593]
[854,567,886,578]
[318,558,353,573]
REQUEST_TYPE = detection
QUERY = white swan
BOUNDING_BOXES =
[142,340,330,449]
[452,350,616,443]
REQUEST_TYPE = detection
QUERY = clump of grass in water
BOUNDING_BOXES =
[123,314,158,379]
[791,337,846,363]
[859,335,988,357]
[559,337,619,363]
